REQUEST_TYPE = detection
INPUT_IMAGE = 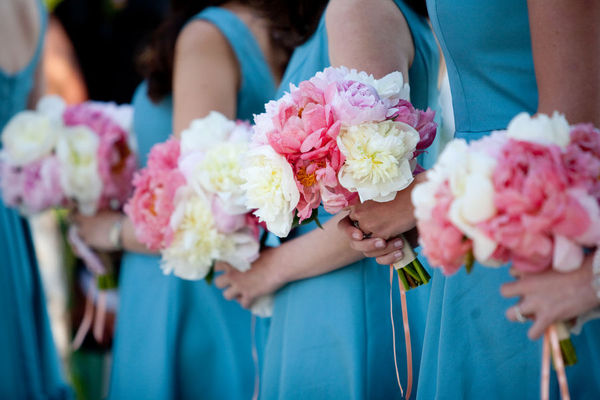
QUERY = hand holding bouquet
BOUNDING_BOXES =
[244,66,437,289]
[126,112,272,316]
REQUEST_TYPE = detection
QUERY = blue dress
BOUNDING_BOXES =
[260,3,439,399]
[108,7,276,400]
[417,1,600,398]
[0,1,70,399]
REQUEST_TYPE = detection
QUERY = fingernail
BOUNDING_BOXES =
[394,240,403,248]
[353,232,362,240]
[394,251,403,260]
[375,240,385,248]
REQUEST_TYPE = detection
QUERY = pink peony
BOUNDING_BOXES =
[63,103,137,211]
[124,139,186,250]
[480,139,576,272]
[563,123,600,201]
[0,156,65,214]
[324,80,388,125]
[391,100,437,152]
[418,182,472,275]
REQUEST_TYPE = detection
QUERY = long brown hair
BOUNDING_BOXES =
[139,0,327,102]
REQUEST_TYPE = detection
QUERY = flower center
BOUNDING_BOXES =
[296,161,326,187]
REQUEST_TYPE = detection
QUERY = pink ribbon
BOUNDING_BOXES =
[541,324,570,400]
[68,225,108,349]
[389,265,414,399]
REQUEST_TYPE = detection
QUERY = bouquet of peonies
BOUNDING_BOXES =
[0,95,136,217]
[126,112,273,317]
[0,95,137,347]
[244,66,437,289]
[412,112,600,367]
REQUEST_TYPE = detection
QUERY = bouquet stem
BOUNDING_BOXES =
[555,322,577,367]
[393,235,431,291]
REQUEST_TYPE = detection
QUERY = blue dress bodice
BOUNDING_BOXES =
[416,1,600,398]
[108,7,276,400]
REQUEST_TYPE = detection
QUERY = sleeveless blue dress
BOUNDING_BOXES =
[0,1,70,399]
[416,1,600,398]
[260,3,439,399]
[108,8,276,399]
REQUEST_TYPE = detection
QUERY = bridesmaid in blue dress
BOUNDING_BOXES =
[0,0,70,398]
[72,2,293,399]
[344,1,600,398]
[214,0,440,398]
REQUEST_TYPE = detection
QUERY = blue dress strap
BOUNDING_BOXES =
[190,7,276,120]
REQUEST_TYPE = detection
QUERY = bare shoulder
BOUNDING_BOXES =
[175,18,233,57]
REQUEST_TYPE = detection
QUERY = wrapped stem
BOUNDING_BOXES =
[393,235,431,291]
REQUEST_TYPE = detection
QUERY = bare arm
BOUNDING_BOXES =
[528,0,600,125]
[172,20,238,135]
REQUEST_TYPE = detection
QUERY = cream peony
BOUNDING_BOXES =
[337,121,419,202]
[161,187,226,280]
[242,145,299,237]
[192,142,249,214]
[180,111,237,155]
[1,111,60,166]
[55,125,102,215]
[505,112,570,149]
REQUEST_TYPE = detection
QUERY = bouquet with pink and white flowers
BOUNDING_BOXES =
[412,112,600,366]
[0,95,136,217]
[126,112,272,316]
[243,66,437,289]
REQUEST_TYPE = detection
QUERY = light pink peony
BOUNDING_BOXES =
[124,139,185,250]
[324,80,388,125]
[0,156,65,214]
[418,182,473,275]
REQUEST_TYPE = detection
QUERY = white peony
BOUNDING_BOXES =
[55,125,102,215]
[242,145,299,237]
[36,95,67,124]
[161,187,226,280]
[219,228,260,272]
[1,111,60,166]
[180,111,237,155]
[412,138,499,263]
[344,68,410,105]
[337,120,419,202]
[505,112,570,149]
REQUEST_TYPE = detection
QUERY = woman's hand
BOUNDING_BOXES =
[346,175,424,240]
[501,254,600,339]
[71,211,124,251]
[214,248,284,309]
[338,216,407,265]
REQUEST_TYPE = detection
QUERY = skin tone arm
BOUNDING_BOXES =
[73,19,240,254]
[214,0,416,307]
[501,0,600,339]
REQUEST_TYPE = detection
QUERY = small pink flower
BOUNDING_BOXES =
[391,100,437,152]
[563,123,600,201]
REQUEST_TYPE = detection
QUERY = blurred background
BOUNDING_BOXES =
[35,1,168,398]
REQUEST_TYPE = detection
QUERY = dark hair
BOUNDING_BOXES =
[139,0,327,102]
[404,0,428,18]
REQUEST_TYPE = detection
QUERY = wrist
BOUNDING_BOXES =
[108,214,125,251]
